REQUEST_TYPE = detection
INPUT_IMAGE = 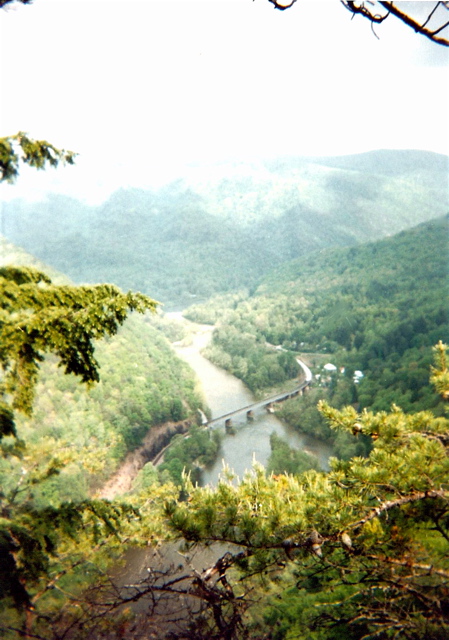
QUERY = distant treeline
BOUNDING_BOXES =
[4,150,448,308]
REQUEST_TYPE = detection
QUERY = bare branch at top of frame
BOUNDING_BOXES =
[341,1,449,46]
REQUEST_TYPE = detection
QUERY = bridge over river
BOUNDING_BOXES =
[206,380,309,428]
[206,357,312,428]
[151,357,313,467]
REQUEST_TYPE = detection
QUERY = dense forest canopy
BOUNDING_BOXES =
[3,150,448,308]
[186,215,448,405]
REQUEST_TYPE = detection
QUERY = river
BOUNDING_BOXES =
[108,317,333,618]
[172,319,333,484]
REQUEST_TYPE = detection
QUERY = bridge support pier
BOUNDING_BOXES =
[266,403,275,414]
[246,410,254,421]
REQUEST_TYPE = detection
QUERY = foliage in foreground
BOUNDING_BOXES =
[0,132,75,184]
[0,265,158,612]
[161,343,449,639]
[1,311,205,510]
[0,266,157,436]
[1,325,448,640]
[25,346,445,640]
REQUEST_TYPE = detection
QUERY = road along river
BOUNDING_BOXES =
[172,320,333,485]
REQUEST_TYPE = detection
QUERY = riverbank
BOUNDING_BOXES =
[95,319,212,499]
[97,419,191,499]
[98,316,332,497]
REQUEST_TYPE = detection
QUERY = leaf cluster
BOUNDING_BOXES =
[0,266,157,441]
[0,498,137,610]
[0,133,76,184]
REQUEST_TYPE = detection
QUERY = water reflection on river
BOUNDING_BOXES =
[172,320,333,485]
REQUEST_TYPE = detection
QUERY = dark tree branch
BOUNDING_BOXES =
[266,0,298,10]
[343,1,390,24]
[349,489,449,531]
[380,1,449,45]
[431,514,449,543]
[0,628,46,640]
[342,1,449,46]
[365,555,449,580]
[432,19,449,37]
[421,1,443,29]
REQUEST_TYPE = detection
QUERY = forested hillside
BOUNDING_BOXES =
[186,215,449,417]
[0,241,206,503]
[3,150,448,308]
[2,194,449,639]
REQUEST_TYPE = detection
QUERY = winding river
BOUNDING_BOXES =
[172,319,333,484]
[108,317,334,602]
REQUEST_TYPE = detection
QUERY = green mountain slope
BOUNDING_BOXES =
[186,215,449,415]
[3,150,448,308]
[0,240,205,502]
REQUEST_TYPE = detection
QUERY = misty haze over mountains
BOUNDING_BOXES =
[2,149,448,309]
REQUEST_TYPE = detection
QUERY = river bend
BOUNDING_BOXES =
[172,320,332,485]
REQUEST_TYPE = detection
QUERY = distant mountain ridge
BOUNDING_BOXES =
[3,149,448,308]
[303,149,449,176]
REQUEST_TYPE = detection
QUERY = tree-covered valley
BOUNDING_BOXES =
[1,146,449,639]
[184,214,449,463]
[3,150,448,309]
[187,214,449,407]
[0,238,213,490]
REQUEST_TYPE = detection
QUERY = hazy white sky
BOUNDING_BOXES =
[1,0,448,202]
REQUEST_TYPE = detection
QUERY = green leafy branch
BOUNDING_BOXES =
[0,266,158,441]
[0,132,76,184]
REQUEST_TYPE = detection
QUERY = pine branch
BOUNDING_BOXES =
[349,489,449,531]
[365,555,449,580]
